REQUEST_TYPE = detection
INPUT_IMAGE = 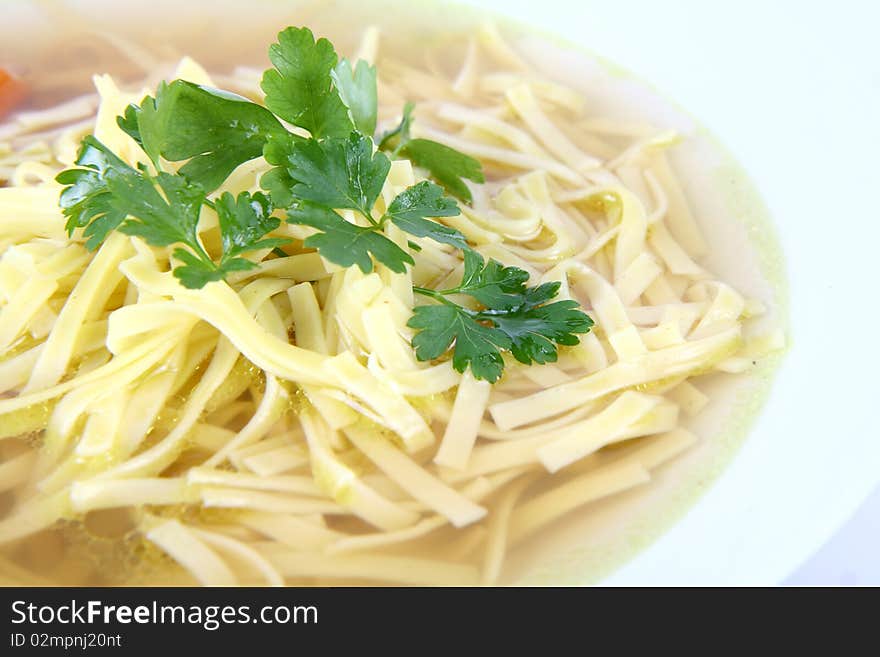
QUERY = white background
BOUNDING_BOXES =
[467,0,880,584]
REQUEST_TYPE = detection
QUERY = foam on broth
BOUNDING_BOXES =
[0,0,787,585]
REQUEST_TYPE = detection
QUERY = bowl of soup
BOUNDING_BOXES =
[0,0,808,586]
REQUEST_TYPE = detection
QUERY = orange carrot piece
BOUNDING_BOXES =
[0,68,28,119]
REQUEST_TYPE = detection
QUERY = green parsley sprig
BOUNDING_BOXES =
[409,250,594,382]
[257,28,471,273]
[57,26,471,286]
[55,24,594,381]
[57,136,289,287]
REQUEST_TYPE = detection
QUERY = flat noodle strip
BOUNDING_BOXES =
[489,328,740,430]
[200,486,345,515]
[92,337,240,481]
[0,491,71,543]
[0,451,35,493]
[604,428,699,471]
[434,370,491,470]
[145,520,238,586]
[448,394,676,480]
[257,546,480,586]
[0,321,106,394]
[119,258,333,385]
[648,154,707,256]
[237,512,342,550]
[203,375,288,468]
[327,470,523,554]
[70,477,195,512]
[506,84,602,172]
[508,463,651,546]
[0,275,57,350]
[481,474,536,585]
[345,424,487,528]
[300,411,419,531]
[191,528,284,586]
[536,392,664,472]
[324,353,433,450]
[25,233,130,391]
[186,469,321,497]
[415,124,582,185]
[0,329,185,415]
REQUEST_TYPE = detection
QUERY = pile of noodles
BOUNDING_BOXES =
[0,24,783,585]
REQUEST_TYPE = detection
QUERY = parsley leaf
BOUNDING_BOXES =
[261,26,353,139]
[173,191,290,288]
[378,101,414,151]
[215,190,289,261]
[490,293,593,365]
[288,201,413,273]
[408,251,594,381]
[409,304,510,383]
[261,132,301,209]
[283,133,390,219]
[454,248,530,309]
[169,248,227,289]
[378,103,484,203]
[384,180,466,250]
[117,103,143,146]
[119,81,286,192]
[332,58,378,137]
[56,136,287,289]
[56,136,197,251]
[116,171,205,248]
[275,137,464,271]
[402,138,485,204]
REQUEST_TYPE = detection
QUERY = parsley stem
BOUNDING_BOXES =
[360,209,380,227]
[390,142,406,159]
[430,285,472,296]
[414,285,517,319]
[377,133,395,151]
[412,286,478,315]
[412,286,441,299]
[188,239,217,270]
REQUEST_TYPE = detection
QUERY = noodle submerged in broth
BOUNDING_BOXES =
[0,13,785,586]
